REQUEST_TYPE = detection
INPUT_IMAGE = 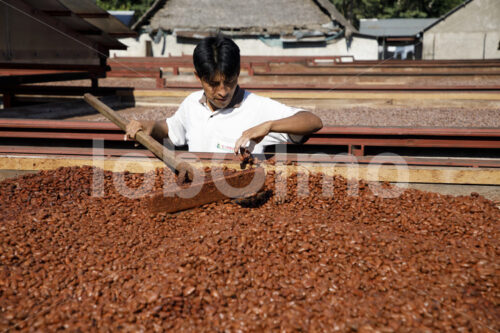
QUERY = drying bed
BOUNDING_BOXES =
[0,166,498,331]
[74,104,500,128]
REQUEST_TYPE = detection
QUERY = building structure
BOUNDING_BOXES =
[422,0,500,60]
[0,0,135,107]
[360,18,438,60]
[114,0,378,60]
[0,0,134,66]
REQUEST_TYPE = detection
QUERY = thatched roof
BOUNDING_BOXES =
[133,0,357,35]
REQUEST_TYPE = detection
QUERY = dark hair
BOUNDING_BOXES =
[193,35,240,81]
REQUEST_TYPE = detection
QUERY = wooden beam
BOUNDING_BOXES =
[1,155,499,185]
[130,89,500,101]
[76,13,109,18]
[0,71,98,87]
[43,10,72,16]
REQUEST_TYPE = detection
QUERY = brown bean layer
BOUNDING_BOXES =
[0,166,498,332]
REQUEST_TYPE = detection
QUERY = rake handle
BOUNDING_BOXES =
[83,93,193,180]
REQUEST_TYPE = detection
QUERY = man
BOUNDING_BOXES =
[126,35,323,157]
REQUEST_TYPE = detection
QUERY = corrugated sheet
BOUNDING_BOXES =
[360,18,438,37]
[58,0,136,37]
[56,0,107,15]
[19,0,135,40]
[108,11,135,27]
[0,0,136,65]
[23,0,66,11]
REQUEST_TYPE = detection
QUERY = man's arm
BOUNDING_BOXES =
[234,111,323,154]
[125,119,195,181]
[126,120,169,142]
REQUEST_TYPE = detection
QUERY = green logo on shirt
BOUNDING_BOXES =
[216,142,233,152]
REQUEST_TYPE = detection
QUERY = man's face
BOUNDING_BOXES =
[196,72,239,111]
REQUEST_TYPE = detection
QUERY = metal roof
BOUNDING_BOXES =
[359,18,438,37]
[21,0,136,41]
[57,0,137,37]
[108,10,135,27]
[0,0,137,67]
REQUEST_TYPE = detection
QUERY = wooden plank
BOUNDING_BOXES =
[0,71,96,87]
[1,155,499,185]
[131,89,500,101]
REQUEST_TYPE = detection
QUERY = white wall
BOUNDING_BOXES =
[110,33,378,60]
[424,32,496,60]
[485,32,500,59]
[422,0,500,60]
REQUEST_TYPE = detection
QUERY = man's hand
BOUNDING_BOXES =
[234,121,272,157]
[234,111,323,157]
[176,162,195,184]
[125,120,154,140]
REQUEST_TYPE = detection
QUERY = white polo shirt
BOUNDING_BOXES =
[166,87,303,153]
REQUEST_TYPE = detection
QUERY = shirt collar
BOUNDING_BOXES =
[198,85,245,110]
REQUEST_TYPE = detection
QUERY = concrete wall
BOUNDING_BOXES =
[111,33,378,60]
[422,0,500,60]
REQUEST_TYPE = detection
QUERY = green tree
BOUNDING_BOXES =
[330,0,467,29]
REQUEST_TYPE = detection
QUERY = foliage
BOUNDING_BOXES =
[330,0,467,28]
[96,0,155,20]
